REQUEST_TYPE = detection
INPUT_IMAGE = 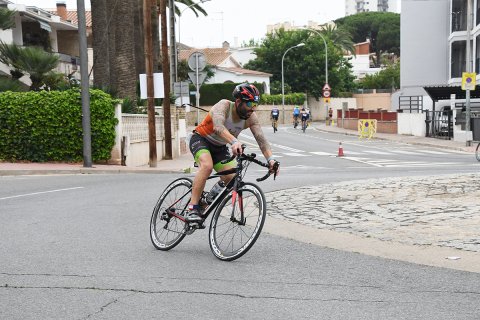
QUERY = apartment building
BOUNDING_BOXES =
[399,0,480,100]
[345,0,399,16]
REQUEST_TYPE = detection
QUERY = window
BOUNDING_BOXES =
[452,0,467,32]
[451,40,466,78]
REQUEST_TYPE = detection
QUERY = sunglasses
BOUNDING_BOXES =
[245,101,258,108]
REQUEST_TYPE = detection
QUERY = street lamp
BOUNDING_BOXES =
[304,28,328,84]
[281,43,305,122]
[176,0,211,82]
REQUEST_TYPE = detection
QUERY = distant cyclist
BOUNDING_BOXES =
[271,106,280,132]
[292,106,300,128]
[300,107,309,129]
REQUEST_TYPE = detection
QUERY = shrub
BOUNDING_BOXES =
[0,89,118,162]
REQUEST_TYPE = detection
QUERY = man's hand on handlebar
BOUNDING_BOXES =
[231,141,244,156]
[268,159,280,178]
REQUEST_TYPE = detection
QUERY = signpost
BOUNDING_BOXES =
[322,83,331,122]
[188,52,207,125]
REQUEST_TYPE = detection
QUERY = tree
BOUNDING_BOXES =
[0,7,15,30]
[320,24,355,55]
[91,0,207,104]
[357,61,400,89]
[335,12,400,67]
[244,28,355,99]
[0,41,59,91]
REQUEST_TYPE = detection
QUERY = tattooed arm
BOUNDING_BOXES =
[247,113,273,160]
[211,100,236,144]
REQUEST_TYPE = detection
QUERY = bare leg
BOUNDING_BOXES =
[190,153,213,205]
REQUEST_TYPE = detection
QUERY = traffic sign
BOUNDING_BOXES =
[323,90,331,98]
[188,71,207,88]
[188,52,206,71]
[322,83,331,91]
[173,81,190,95]
[323,97,330,103]
[462,72,476,90]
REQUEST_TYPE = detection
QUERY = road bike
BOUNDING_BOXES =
[272,118,278,133]
[293,116,299,129]
[476,142,480,161]
[149,147,279,261]
[301,118,308,133]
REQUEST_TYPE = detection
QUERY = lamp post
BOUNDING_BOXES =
[305,28,328,84]
[176,0,211,82]
[282,43,305,123]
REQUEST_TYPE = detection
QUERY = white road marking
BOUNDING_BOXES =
[363,150,393,155]
[0,187,84,200]
[309,151,334,156]
[283,152,311,157]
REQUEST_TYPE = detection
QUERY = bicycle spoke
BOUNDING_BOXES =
[209,184,267,261]
[150,178,191,251]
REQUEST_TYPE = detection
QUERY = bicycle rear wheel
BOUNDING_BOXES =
[209,182,267,261]
[476,143,480,161]
[150,177,192,250]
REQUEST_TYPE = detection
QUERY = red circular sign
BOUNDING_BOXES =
[323,90,331,98]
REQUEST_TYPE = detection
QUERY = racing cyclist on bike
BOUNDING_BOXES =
[271,106,279,131]
[292,106,300,127]
[187,83,280,223]
[300,107,309,129]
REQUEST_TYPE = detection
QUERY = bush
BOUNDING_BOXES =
[0,89,118,162]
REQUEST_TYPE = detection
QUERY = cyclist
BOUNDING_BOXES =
[300,107,309,130]
[292,106,300,127]
[271,106,279,131]
[187,83,280,222]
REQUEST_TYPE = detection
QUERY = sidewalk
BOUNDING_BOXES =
[0,152,195,176]
[315,121,476,153]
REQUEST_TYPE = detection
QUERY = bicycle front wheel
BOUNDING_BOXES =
[476,143,480,161]
[209,182,267,261]
[150,177,192,251]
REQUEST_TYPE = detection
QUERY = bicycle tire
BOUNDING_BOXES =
[209,182,267,261]
[302,121,306,133]
[150,177,192,251]
[476,143,480,162]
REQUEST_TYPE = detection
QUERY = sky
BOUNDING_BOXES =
[12,0,396,48]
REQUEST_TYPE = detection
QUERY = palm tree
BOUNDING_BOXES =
[91,0,208,104]
[0,7,15,30]
[0,41,25,80]
[0,41,59,90]
[321,24,355,55]
[14,46,59,91]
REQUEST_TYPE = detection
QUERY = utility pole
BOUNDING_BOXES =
[77,0,91,167]
[169,0,176,88]
[465,0,472,144]
[160,0,173,159]
[144,0,157,166]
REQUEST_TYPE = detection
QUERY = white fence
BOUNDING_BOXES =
[110,104,185,167]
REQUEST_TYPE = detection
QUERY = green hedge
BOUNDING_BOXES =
[0,89,118,162]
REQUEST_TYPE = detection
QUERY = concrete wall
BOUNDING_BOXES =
[397,112,426,136]
[353,92,393,110]
[307,97,357,120]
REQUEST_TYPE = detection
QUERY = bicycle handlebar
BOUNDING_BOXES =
[220,145,279,182]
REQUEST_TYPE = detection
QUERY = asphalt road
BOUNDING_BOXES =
[1,128,480,319]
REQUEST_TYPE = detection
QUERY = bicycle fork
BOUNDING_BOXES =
[230,190,246,225]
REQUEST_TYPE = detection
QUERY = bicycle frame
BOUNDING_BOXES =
[164,152,272,226]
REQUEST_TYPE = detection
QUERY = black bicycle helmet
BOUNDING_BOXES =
[232,83,260,102]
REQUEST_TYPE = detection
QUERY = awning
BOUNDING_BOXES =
[423,85,480,102]
[39,20,51,33]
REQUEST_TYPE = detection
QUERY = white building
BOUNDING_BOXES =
[397,0,480,142]
[345,0,399,16]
